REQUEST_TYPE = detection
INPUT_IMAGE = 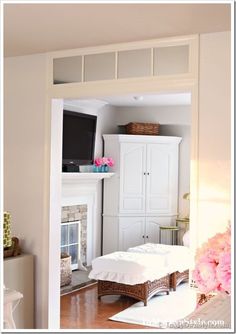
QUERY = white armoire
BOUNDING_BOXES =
[102,135,182,254]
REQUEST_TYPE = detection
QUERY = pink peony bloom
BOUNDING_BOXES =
[193,261,219,294]
[216,252,231,293]
[107,157,115,167]
[102,157,109,165]
[195,231,230,262]
[101,157,115,166]
[193,224,231,294]
[94,158,103,167]
[94,157,115,167]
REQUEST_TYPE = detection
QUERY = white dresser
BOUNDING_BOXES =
[102,135,182,254]
[4,254,35,329]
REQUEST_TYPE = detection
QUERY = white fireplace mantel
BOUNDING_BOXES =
[62,172,114,184]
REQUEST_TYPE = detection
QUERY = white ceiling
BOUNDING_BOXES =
[65,92,191,109]
[102,92,191,107]
[4,3,231,57]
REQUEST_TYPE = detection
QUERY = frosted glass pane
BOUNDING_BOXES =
[68,245,78,265]
[69,223,78,244]
[84,52,115,81]
[118,49,151,78]
[154,45,189,76]
[61,225,68,246]
[53,56,82,84]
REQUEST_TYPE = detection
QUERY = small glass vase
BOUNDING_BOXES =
[93,165,100,173]
[104,165,109,172]
[100,165,109,172]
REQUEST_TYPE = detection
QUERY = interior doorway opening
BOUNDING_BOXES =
[58,90,192,294]
[49,82,198,330]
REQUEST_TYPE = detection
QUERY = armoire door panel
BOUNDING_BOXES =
[120,143,146,213]
[122,198,144,211]
[146,144,173,214]
[149,198,169,211]
[119,217,145,251]
[145,218,161,244]
[145,217,175,245]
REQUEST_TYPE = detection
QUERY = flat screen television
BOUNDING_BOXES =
[62,110,97,171]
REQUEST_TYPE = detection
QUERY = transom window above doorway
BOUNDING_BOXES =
[50,35,198,85]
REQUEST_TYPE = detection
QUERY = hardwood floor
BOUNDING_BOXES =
[60,282,152,329]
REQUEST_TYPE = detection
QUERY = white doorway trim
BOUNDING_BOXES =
[48,99,63,329]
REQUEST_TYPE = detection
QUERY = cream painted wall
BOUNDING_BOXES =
[114,105,191,217]
[4,54,49,329]
[197,31,231,244]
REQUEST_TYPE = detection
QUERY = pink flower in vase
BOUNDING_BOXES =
[192,224,231,295]
[102,157,109,166]
[192,257,219,294]
[94,157,103,167]
[107,157,115,167]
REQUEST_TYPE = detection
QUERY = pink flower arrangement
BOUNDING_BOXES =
[94,157,103,167]
[104,157,115,167]
[192,224,231,294]
[94,157,114,167]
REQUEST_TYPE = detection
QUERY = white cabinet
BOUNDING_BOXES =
[103,135,181,253]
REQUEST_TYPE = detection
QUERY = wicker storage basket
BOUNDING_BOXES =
[125,122,160,135]
[60,253,72,287]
